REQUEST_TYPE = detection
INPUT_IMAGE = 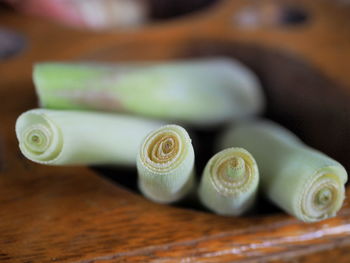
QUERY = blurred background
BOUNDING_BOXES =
[0,0,312,31]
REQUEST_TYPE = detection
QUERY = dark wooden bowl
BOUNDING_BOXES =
[1,1,350,262]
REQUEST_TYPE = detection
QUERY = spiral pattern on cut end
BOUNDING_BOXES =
[23,124,52,154]
[140,125,189,173]
[299,167,346,222]
[137,124,195,203]
[149,133,179,164]
[210,148,258,196]
[16,110,63,164]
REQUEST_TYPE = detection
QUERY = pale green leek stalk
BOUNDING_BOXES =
[33,58,264,127]
[16,109,162,166]
[199,147,259,215]
[219,120,348,222]
[137,124,195,203]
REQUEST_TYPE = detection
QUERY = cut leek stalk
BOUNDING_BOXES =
[219,120,348,222]
[16,109,162,166]
[137,124,195,203]
[199,147,259,215]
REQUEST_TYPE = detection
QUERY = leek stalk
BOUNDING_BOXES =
[16,109,162,166]
[219,120,348,222]
[137,124,195,203]
[33,58,264,127]
[199,147,259,215]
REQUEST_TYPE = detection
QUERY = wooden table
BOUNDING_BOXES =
[1,1,350,262]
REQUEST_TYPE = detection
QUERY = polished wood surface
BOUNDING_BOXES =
[1,1,350,262]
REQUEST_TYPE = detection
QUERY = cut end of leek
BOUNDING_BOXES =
[297,166,347,222]
[137,124,195,203]
[199,147,259,215]
[15,110,63,164]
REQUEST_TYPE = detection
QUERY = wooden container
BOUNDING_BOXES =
[1,1,350,262]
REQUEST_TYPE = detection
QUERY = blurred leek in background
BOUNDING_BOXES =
[33,58,264,127]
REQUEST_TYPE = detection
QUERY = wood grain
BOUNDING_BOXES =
[1,0,350,262]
